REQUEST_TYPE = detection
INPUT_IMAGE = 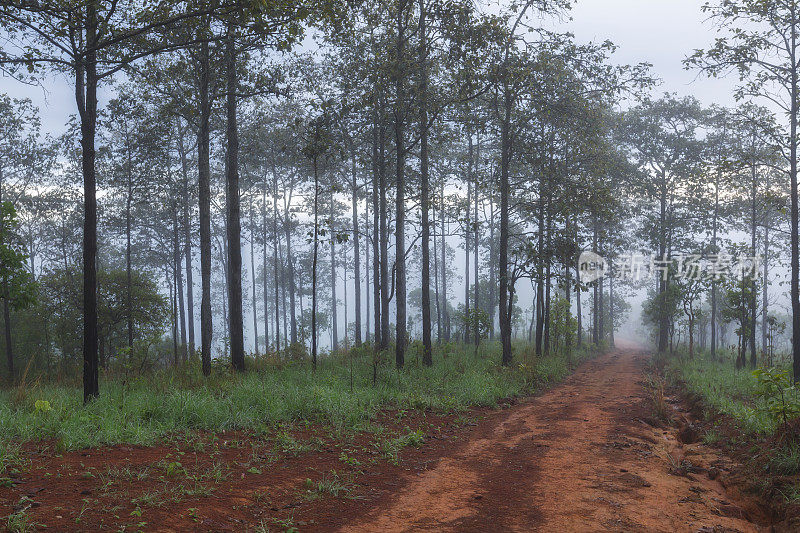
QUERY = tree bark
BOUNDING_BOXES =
[394,0,408,368]
[465,156,471,345]
[174,203,187,362]
[474,135,480,350]
[750,129,758,369]
[441,180,450,341]
[311,154,320,371]
[285,205,297,345]
[658,175,669,354]
[419,0,432,365]
[125,128,134,352]
[224,24,245,372]
[262,176,270,350]
[249,199,259,356]
[791,3,800,383]
[197,27,213,377]
[0,172,13,380]
[365,195,371,342]
[330,186,338,352]
[79,0,99,402]
[379,98,390,351]
[371,116,381,347]
[176,120,195,357]
[351,149,362,347]
[274,170,281,351]
[499,87,512,366]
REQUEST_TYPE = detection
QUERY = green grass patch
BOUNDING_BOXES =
[667,350,781,434]
[0,341,598,450]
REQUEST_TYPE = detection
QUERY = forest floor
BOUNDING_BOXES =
[1,345,774,532]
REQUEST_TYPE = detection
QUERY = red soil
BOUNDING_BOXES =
[0,346,770,532]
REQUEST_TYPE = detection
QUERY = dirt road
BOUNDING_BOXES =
[341,345,767,532]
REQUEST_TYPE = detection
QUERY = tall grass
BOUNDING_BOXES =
[0,341,598,450]
[668,349,778,434]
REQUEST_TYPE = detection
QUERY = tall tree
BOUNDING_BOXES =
[688,0,800,380]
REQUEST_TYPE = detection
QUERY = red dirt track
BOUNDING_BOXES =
[342,343,766,532]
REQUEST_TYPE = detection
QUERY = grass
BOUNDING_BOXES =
[302,471,353,501]
[5,497,37,533]
[667,348,800,507]
[646,374,671,422]
[377,427,425,464]
[667,349,778,434]
[0,341,598,451]
[769,442,800,475]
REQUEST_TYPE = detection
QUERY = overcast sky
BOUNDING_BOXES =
[553,0,739,106]
[0,0,744,137]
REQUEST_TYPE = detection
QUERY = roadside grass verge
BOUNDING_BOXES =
[0,341,599,451]
[666,350,778,435]
[666,348,800,514]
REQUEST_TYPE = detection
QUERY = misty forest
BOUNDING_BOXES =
[1,0,800,531]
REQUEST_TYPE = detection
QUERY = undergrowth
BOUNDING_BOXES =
[0,341,599,450]
[666,349,782,434]
[667,348,800,508]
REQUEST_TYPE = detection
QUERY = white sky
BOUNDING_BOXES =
[556,0,739,107]
[1,0,743,136]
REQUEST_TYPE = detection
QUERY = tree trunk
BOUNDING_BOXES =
[225,25,245,372]
[343,251,349,348]
[197,27,213,377]
[249,199,259,356]
[441,180,450,341]
[750,130,758,369]
[125,141,134,351]
[658,176,669,354]
[790,5,800,383]
[371,110,382,347]
[281,239,288,346]
[465,156,471,345]
[262,178,270,350]
[575,255,583,347]
[489,179,496,340]
[274,173,281,351]
[543,197,552,354]
[330,187,338,351]
[535,187,545,355]
[419,0,432,365]
[711,132,722,361]
[499,87,513,366]
[609,261,615,348]
[394,1,408,369]
[379,99,390,351]
[170,268,178,366]
[351,149,362,347]
[174,204,186,362]
[365,196,371,342]
[0,171,13,381]
[434,211,441,343]
[177,120,195,357]
[2,296,11,380]
[285,204,297,345]
[763,208,770,354]
[474,135,480,350]
[79,0,99,402]
[312,155,320,371]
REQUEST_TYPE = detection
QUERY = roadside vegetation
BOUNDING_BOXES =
[0,342,600,451]
[664,348,800,513]
[668,351,781,435]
